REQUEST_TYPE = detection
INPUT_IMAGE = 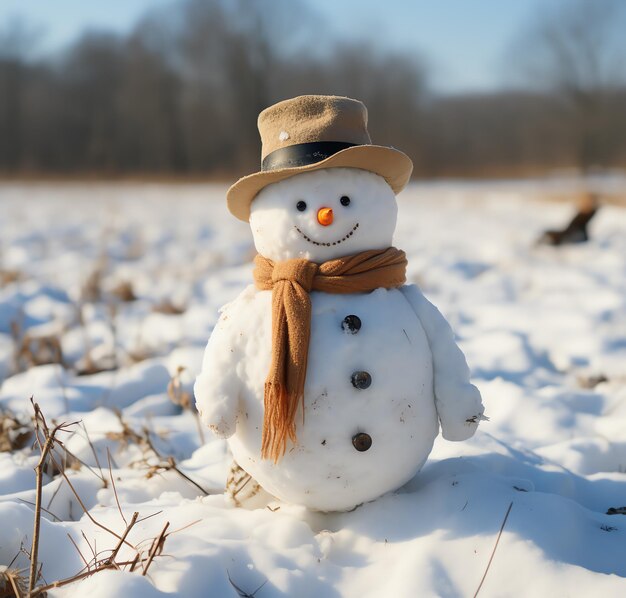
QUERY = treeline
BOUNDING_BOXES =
[1,0,625,178]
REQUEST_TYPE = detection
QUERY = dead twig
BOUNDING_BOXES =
[29,563,117,597]
[142,521,170,576]
[473,501,514,598]
[47,450,136,548]
[165,519,201,537]
[53,441,106,485]
[227,570,269,598]
[67,533,90,570]
[163,457,209,497]
[128,553,141,573]
[17,498,62,523]
[29,401,79,593]
[107,511,139,566]
[82,422,105,481]
[81,531,97,563]
[30,404,136,552]
[42,427,108,515]
[143,433,210,497]
[28,508,172,596]
[107,411,210,496]
[107,448,127,526]
[136,510,164,525]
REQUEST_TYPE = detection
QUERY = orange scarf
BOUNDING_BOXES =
[253,247,407,462]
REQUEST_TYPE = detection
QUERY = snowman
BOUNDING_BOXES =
[195,95,485,512]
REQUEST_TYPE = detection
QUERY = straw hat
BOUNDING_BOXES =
[227,95,414,221]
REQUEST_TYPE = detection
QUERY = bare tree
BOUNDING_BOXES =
[510,0,626,171]
[0,18,41,172]
[116,27,185,172]
[3,0,625,178]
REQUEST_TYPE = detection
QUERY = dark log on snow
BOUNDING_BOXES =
[537,192,599,246]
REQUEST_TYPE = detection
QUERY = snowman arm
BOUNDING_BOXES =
[400,284,485,441]
[194,306,242,439]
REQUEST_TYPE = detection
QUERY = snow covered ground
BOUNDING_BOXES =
[0,179,625,597]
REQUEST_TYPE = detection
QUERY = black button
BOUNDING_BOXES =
[352,433,372,452]
[342,315,361,334]
[351,371,371,389]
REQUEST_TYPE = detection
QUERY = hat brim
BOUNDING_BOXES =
[226,144,413,222]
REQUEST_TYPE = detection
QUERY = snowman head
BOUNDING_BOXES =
[249,167,398,262]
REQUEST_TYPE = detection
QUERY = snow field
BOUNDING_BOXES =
[0,179,625,596]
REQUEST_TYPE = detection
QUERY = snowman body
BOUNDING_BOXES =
[195,168,484,511]
[201,285,438,511]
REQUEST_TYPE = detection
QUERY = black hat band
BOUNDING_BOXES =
[261,141,358,171]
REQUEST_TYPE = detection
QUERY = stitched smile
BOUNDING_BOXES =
[295,223,359,247]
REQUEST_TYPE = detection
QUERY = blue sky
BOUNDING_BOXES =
[0,0,560,93]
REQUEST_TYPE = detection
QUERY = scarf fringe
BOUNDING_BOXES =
[261,381,300,463]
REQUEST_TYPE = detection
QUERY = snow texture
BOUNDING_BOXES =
[1,177,626,596]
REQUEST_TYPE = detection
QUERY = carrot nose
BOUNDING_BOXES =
[317,207,334,226]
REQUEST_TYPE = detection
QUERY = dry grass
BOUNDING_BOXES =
[0,269,23,287]
[21,402,182,596]
[0,566,27,598]
[3,242,184,386]
[110,281,137,303]
[0,408,32,453]
[81,263,106,304]
[106,410,210,496]
[152,300,186,315]
[11,321,65,373]
[1,220,209,596]
[577,373,609,389]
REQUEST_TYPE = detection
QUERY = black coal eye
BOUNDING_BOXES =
[340,196,351,207]
[296,200,307,212]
